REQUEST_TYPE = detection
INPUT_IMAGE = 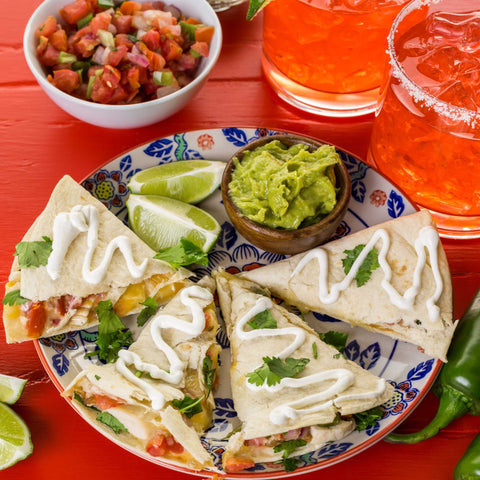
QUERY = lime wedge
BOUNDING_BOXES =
[0,374,27,405]
[127,194,221,253]
[0,403,33,471]
[127,160,225,204]
[247,0,275,20]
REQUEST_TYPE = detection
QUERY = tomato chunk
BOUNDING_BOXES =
[59,0,93,25]
[25,302,47,338]
[224,457,256,473]
[35,16,57,38]
[48,69,81,94]
[93,394,123,410]
[146,432,184,457]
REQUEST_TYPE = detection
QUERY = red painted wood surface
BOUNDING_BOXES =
[1,2,480,479]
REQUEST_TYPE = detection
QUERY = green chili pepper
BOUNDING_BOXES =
[454,431,480,480]
[387,287,480,444]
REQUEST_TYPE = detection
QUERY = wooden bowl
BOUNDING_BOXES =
[221,134,351,255]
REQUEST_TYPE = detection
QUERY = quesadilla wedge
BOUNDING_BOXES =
[214,270,394,474]
[3,175,190,343]
[239,210,454,361]
[63,277,221,471]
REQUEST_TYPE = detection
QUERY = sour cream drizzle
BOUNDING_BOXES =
[238,298,386,425]
[290,226,443,323]
[46,205,148,284]
[116,285,213,410]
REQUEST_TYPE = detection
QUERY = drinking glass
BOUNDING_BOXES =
[262,0,409,117]
[368,0,480,238]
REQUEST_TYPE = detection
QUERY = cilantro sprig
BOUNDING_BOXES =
[85,300,133,363]
[318,331,348,354]
[247,309,277,330]
[172,395,204,418]
[342,244,379,287]
[2,289,30,306]
[154,238,209,268]
[353,406,384,431]
[203,355,216,396]
[273,439,307,472]
[14,236,52,269]
[74,392,128,434]
[137,297,158,327]
[246,356,310,387]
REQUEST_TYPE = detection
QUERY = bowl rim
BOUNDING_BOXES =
[23,0,223,111]
[221,133,352,240]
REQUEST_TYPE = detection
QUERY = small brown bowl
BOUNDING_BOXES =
[221,134,351,255]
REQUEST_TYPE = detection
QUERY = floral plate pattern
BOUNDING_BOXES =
[35,128,440,479]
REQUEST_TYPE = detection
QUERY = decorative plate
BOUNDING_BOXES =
[35,127,440,478]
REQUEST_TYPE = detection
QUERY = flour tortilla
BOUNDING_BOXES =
[63,278,219,471]
[239,210,454,361]
[214,271,393,467]
[4,175,190,342]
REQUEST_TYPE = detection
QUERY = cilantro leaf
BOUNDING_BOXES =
[246,356,310,387]
[171,395,204,418]
[14,236,52,269]
[318,331,348,354]
[273,439,307,472]
[353,406,384,431]
[85,300,133,363]
[154,238,208,268]
[96,411,129,434]
[2,289,30,306]
[342,244,380,287]
[137,297,158,327]
[247,309,277,330]
[203,355,216,396]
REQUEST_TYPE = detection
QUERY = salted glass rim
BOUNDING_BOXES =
[388,0,480,127]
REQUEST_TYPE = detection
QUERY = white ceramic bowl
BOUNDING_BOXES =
[23,0,222,129]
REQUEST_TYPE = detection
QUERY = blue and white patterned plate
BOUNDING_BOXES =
[35,128,440,479]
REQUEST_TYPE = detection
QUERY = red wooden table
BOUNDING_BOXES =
[1,2,480,479]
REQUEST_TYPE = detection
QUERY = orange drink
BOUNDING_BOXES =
[262,0,409,117]
[368,0,480,238]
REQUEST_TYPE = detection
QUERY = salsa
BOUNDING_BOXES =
[35,0,214,104]
[228,140,340,230]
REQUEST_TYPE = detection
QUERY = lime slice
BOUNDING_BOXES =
[127,194,221,253]
[127,160,225,204]
[0,403,33,471]
[0,374,27,405]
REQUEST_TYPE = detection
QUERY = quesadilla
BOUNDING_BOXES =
[214,270,394,474]
[239,210,454,361]
[63,277,221,471]
[3,175,190,343]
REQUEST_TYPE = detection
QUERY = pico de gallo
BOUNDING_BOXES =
[35,0,215,104]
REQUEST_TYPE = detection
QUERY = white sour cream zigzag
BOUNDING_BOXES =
[237,297,386,426]
[116,285,213,410]
[46,205,148,284]
[290,226,443,323]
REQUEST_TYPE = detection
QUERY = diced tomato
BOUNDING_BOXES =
[119,1,142,15]
[107,44,127,66]
[146,432,184,457]
[112,14,132,34]
[176,53,197,72]
[115,33,134,49]
[224,457,255,473]
[90,65,121,103]
[59,0,94,25]
[191,41,209,58]
[165,435,184,455]
[48,69,81,93]
[90,11,111,34]
[49,29,68,52]
[93,394,123,410]
[125,66,141,89]
[138,42,166,71]
[162,38,182,61]
[35,16,57,38]
[24,302,47,338]
[184,17,201,25]
[38,44,60,66]
[73,32,99,58]
[142,29,160,51]
[194,26,214,44]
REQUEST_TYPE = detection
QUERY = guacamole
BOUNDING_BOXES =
[228,140,340,230]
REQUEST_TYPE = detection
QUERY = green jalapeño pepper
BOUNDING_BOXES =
[454,431,480,480]
[387,286,480,444]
